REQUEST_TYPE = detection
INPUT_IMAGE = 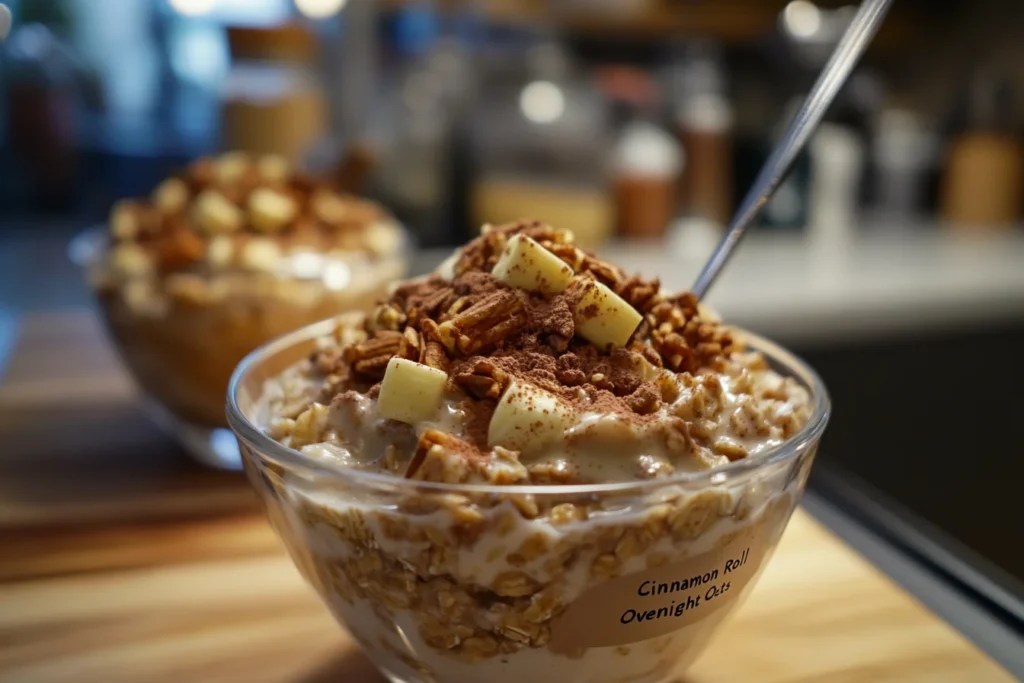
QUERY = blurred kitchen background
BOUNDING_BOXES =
[2,0,1023,623]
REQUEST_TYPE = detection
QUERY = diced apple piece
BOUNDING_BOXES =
[193,190,243,235]
[491,234,574,295]
[488,381,573,453]
[248,187,297,233]
[378,357,448,424]
[152,178,189,214]
[574,280,642,349]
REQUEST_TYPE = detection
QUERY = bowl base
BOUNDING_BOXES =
[143,398,242,470]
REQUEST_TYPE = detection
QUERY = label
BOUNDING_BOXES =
[549,530,769,655]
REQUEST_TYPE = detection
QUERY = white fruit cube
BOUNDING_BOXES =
[193,190,243,235]
[248,188,297,233]
[574,280,642,349]
[152,178,189,214]
[488,381,573,453]
[491,234,574,295]
[378,358,448,424]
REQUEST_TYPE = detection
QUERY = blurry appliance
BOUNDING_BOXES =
[872,107,938,221]
[603,66,682,240]
[673,42,733,226]
[2,21,85,209]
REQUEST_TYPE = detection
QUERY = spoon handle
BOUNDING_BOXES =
[690,0,893,300]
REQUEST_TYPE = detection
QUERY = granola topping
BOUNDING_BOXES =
[94,152,406,316]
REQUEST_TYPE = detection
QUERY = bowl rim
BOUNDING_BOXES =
[227,317,831,496]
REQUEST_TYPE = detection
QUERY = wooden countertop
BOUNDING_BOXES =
[0,310,1014,683]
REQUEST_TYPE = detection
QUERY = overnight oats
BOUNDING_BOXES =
[73,152,407,466]
[228,221,829,682]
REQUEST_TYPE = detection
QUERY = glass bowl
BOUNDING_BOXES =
[227,318,829,683]
[70,225,409,469]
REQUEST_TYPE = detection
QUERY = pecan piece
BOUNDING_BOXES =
[455,373,502,400]
[406,285,452,327]
[367,303,407,333]
[543,242,586,271]
[154,226,204,271]
[453,359,509,400]
[653,331,695,373]
[616,275,662,314]
[343,330,402,380]
[405,429,477,482]
[437,290,526,355]
[421,340,449,371]
[398,326,422,361]
[581,256,623,287]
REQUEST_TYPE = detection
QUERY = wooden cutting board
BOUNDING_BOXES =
[0,310,1014,683]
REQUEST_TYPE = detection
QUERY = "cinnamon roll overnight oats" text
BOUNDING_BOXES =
[620,547,752,625]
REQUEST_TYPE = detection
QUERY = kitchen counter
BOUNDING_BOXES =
[0,310,1015,683]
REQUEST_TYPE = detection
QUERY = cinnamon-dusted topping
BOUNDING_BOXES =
[272,219,811,486]
[311,220,735,430]
[104,151,397,277]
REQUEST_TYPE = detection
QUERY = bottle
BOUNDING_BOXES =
[221,25,327,162]
[612,115,684,240]
[941,70,1023,229]
[673,43,734,226]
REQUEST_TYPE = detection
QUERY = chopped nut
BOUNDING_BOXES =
[110,243,153,277]
[256,154,290,183]
[248,187,298,233]
[240,237,281,272]
[368,303,407,333]
[438,290,527,355]
[154,227,205,272]
[312,189,349,225]
[206,235,234,268]
[344,331,403,380]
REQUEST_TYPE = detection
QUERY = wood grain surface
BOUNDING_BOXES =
[0,310,1014,683]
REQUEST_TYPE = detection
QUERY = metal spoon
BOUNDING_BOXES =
[691,0,893,300]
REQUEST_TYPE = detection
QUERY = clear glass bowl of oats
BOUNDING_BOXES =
[70,152,409,469]
[226,222,830,683]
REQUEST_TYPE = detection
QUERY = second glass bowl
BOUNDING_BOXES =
[71,224,408,469]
